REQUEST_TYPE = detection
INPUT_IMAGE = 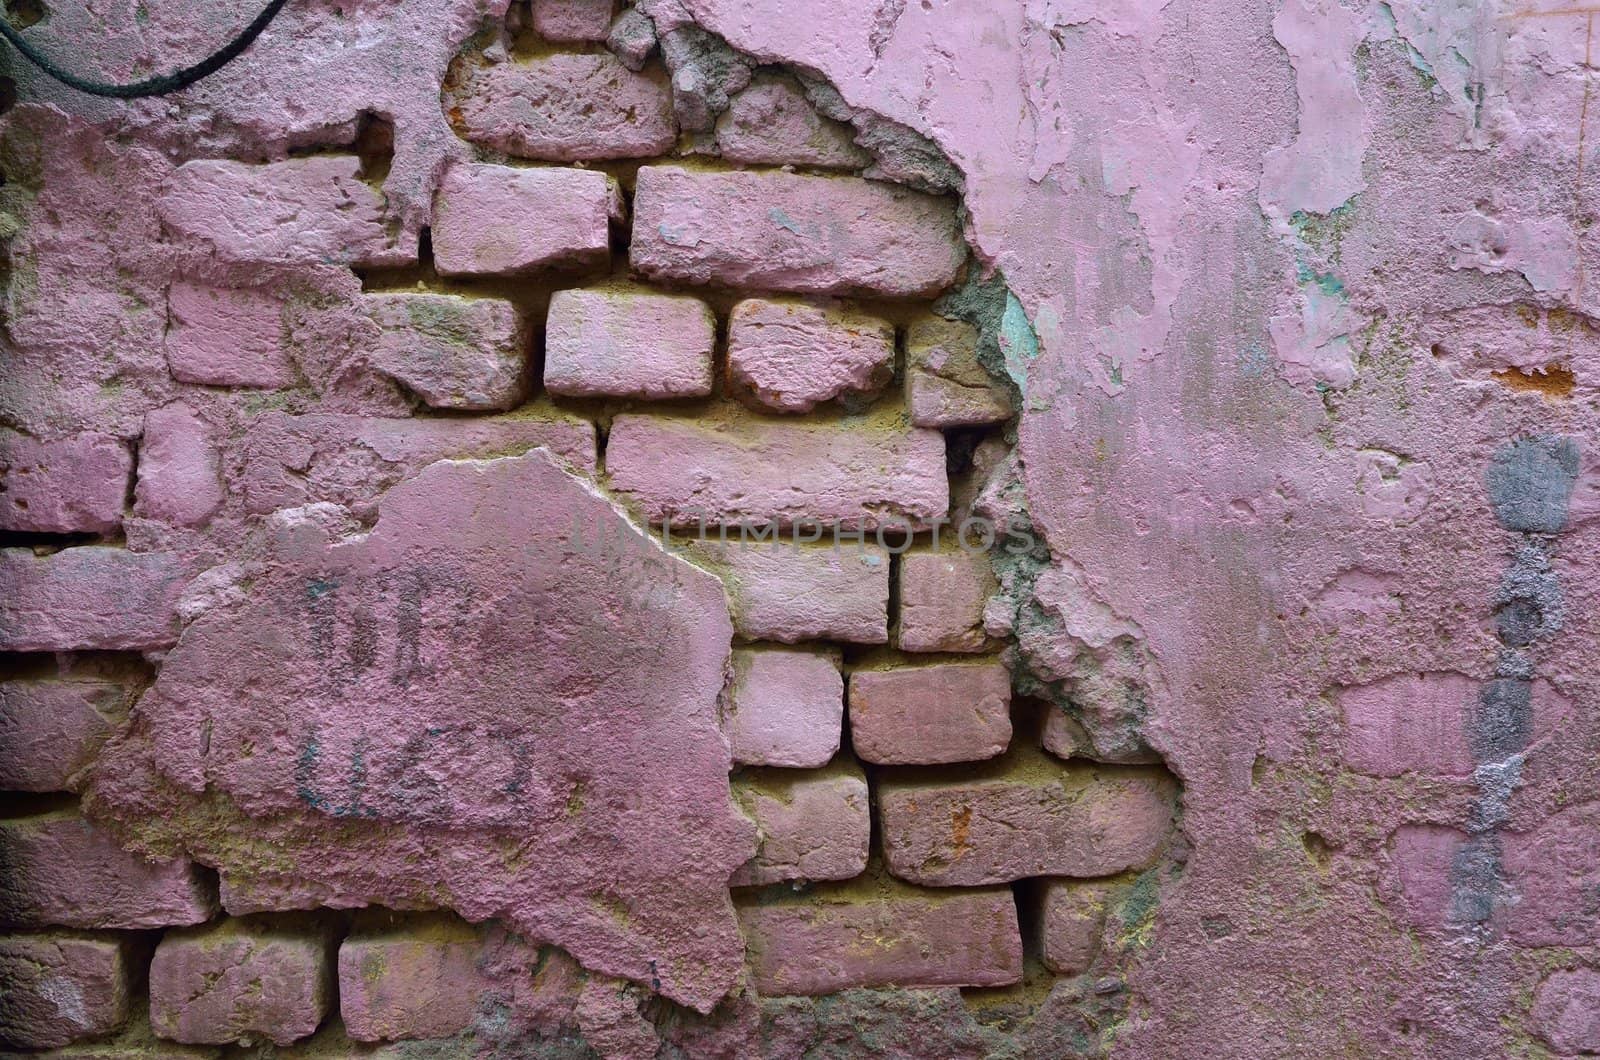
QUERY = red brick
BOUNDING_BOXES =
[1033,879,1121,975]
[877,752,1178,886]
[0,677,131,792]
[135,405,223,528]
[849,661,1012,765]
[164,283,297,389]
[0,548,189,652]
[0,811,216,929]
[725,648,843,767]
[454,54,674,161]
[607,414,947,530]
[630,166,965,298]
[685,539,889,644]
[731,764,869,886]
[543,288,714,399]
[738,883,1022,995]
[431,164,613,277]
[158,157,413,269]
[363,294,531,411]
[905,315,1012,428]
[0,430,131,535]
[339,916,499,1042]
[531,0,616,41]
[896,549,996,653]
[0,934,137,1048]
[716,76,869,170]
[727,299,893,413]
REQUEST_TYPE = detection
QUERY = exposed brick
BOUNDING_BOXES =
[1532,968,1600,1055]
[455,54,674,161]
[0,811,216,929]
[363,294,531,411]
[725,648,843,767]
[905,315,1012,428]
[849,661,1012,765]
[716,75,870,170]
[135,405,223,528]
[0,430,131,535]
[607,415,947,530]
[1033,879,1121,975]
[0,933,137,1048]
[606,8,657,70]
[877,752,1178,885]
[158,157,413,268]
[532,0,616,40]
[630,166,965,298]
[339,915,497,1042]
[0,678,131,792]
[731,763,869,886]
[543,288,714,399]
[738,883,1022,995]
[149,917,336,1046]
[727,299,893,413]
[432,164,614,278]
[896,549,996,653]
[685,539,889,643]
[164,284,297,389]
[0,548,189,652]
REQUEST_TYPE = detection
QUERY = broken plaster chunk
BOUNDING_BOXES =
[657,24,752,131]
[606,8,659,71]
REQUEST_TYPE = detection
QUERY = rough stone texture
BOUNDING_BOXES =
[0,677,131,792]
[338,916,497,1042]
[657,24,752,131]
[0,431,131,535]
[148,918,336,1046]
[164,283,298,389]
[727,299,894,413]
[684,539,889,644]
[158,157,414,269]
[0,811,216,929]
[431,164,612,278]
[362,294,531,411]
[730,764,870,886]
[716,75,870,169]
[630,167,965,298]
[606,414,947,530]
[0,934,136,1049]
[725,648,843,767]
[1531,968,1600,1056]
[606,9,658,71]
[88,452,754,1012]
[877,753,1178,886]
[849,662,1012,765]
[1033,879,1121,976]
[543,288,715,399]
[531,0,616,42]
[738,885,1023,995]
[897,550,996,653]
[905,316,1013,428]
[0,548,189,652]
[135,405,223,528]
[452,55,676,162]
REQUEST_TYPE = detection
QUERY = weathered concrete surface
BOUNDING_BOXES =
[87,451,754,1012]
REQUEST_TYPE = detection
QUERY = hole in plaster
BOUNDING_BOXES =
[4,0,43,29]
[354,112,396,185]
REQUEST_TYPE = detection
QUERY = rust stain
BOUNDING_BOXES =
[950,804,972,861]
[1491,363,1577,397]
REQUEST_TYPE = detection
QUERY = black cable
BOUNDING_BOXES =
[0,0,289,99]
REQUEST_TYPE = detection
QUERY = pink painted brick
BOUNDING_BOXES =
[1033,879,1121,976]
[738,885,1022,995]
[1386,824,1471,931]
[164,284,297,388]
[158,157,413,268]
[897,549,996,653]
[0,678,131,792]
[544,288,714,399]
[149,918,336,1046]
[725,648,843,767]
[685,539,889,643]
[0,811,216,928]
[731,765,869,886]
[849,661,1012,765]
[906,315,1012,428]
[0,934,137,1048]
[339,916,495,1042]
[716,76,869,170]
[1533,968,1600,1055]
[431,164,613,278]
[455,54,674,161]
[607,415,948,530]
[727,299,893,413]
[135,405,222,528]
[0,430,130,535]
[0,548,189,652]
[532,0,616,40]
[877,755,1178,886]
[363,294,531,411]
[631,166,965,298]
